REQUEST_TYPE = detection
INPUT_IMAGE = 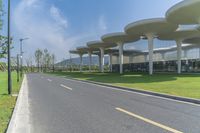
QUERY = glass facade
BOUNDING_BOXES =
[112,47,200,73]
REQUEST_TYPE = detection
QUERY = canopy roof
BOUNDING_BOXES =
[158,28,200,41]
[101,32,139,44]
[183,37,200,44]
[87,41,117,49]
[124,18,178,37]
[69,50,82,55]
[166,0,200,24]
[76,46,99,53]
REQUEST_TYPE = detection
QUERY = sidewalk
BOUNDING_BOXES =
[6,75,31,133]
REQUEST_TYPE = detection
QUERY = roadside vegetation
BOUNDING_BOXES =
[0,72,22,133]
[49,72,200,99]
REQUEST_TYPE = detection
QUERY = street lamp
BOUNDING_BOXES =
[7,0,12,94]
[19,37,29,78]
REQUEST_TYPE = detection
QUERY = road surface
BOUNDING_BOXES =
[27,73,200,133]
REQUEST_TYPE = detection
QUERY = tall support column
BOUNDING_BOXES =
[176,39,182,74]
[88,51,92,72]
[146,33,154,75]
[118,42,124,74]
[109,53,113,72]
[79,54,83,72]
[100,47,105,73]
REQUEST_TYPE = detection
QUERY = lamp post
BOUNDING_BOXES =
[19,38,29,78]
[7,0,12,94]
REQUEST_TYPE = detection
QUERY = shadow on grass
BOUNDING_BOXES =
[47,71,199,84]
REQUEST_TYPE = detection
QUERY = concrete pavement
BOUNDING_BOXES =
[27,73,200,133]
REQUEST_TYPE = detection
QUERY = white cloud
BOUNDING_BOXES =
[50,5,68,29]
[12,0,87,62]
[98,15,107,31]
[12,0,109,62]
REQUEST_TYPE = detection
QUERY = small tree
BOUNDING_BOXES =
[34,49,43,72]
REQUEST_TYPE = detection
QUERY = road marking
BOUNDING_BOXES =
[60,84,72,91]
[47,79,52,82]
[64,78,200,107]
[115,107,183,133]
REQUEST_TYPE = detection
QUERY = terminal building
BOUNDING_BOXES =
[66,0,200,74]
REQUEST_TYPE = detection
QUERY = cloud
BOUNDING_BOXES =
[98,15,107,32]
[12,0,86,62]
[12,0,109,62]
[50,5,68,29]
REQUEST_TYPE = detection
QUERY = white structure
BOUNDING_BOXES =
[158,29,200,74]
[125,18,178,75]
[102,32,139,74]
[87,41,116,73]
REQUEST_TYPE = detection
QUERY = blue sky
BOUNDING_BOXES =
[1,0,183,62]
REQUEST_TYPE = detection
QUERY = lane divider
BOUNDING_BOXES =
[60,84,73,91]
[115,107,183,133]
[47,79,52,82]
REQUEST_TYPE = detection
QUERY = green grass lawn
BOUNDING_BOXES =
[49,72,200,99]
[0,72,22,133]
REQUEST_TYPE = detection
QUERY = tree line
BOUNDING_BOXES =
[34,48,56,72]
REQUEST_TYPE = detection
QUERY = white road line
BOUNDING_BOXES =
[47,79,52,82]
[60,84,73,91]
[116,107,183,133]
[64,78,200,107]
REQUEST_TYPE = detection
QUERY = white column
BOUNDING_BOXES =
[100,47,104,73]
[98,54,101,72]
[118,42,124,74]
[146,33,154,75]
[109,53,113,72]
[88,51,92,72]
[79,54,83,72]
[176,39,182,74]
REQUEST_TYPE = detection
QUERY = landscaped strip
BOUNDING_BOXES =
[0,72,23,133]
[49,72,200,99]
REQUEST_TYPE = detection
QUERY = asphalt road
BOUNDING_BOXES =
[27,73,200,133]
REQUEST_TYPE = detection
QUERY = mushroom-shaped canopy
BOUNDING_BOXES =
[124,18,178,37]
[77,46,99,53]
[158,29,200,41]
[87,40,117,49]
[69,50,82,55]
[101,32,140,44]
[166,0,200,24]
[183,37,200,44]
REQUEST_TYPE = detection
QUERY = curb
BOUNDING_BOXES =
[66,77,200,105]
[6,75,30,133]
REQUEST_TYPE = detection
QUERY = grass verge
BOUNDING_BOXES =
[49,72,200,99]
[0,72,23,133]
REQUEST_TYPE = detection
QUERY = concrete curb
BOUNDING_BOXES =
[66,77,200,105]
[6,75,30,133]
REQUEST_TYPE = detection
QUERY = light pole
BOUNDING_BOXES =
[19,38,29,78]
[7,0,12,94]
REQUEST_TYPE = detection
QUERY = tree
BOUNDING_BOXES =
[34,49,43,72]
[51,54,56,72]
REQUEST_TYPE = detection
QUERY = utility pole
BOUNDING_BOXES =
[19,38,29,78]
[7,0,12,94]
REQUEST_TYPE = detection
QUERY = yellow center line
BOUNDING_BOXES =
[115,107,183,133]
[60,84,73,91]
